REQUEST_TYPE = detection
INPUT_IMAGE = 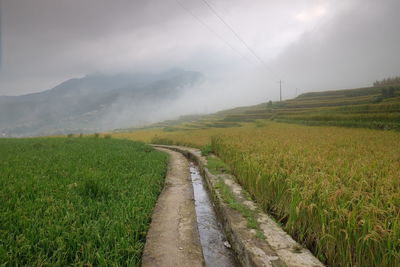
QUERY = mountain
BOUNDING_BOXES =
[0,69,204,137]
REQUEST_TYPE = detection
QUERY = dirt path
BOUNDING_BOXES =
[142,148,204,267]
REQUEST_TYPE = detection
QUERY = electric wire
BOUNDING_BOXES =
[199,0,279,78]
[174,0,251,63]
[176,0,285,100]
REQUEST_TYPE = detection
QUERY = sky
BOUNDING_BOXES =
[1,0,399,104]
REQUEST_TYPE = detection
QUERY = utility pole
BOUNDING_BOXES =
[279,80,283,102]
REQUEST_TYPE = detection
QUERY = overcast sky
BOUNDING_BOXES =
[1,0,399,102]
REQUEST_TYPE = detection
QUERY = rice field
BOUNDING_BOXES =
[0,137,168,266]
[117,122,400,266]
[210,123,400,266]
[111,85,400,266]
[113,84,400,135]
[113,126,232,148]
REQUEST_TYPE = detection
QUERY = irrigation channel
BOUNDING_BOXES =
[189,162,240,267]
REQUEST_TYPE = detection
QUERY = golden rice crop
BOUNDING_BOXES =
[211,123,400,266]
[114,126,243,147]
[116,121,400,266]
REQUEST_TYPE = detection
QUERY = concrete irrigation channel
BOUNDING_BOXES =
[142,145,325,267]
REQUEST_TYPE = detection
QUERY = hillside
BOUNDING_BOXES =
[120,83,400,133]
[111,84,400,267]
[0,69,203,137]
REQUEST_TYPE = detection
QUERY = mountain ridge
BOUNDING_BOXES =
[0,69,204,137]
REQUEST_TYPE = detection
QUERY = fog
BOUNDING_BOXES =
[0,0,399,134]
[99,70,270,130]
[273,0,400,97]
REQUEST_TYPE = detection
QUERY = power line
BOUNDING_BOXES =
[174,0,249,62]
[176,0,284,101]
[199,0,278,78]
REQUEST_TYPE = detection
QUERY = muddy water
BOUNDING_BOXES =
[190,163,240,267]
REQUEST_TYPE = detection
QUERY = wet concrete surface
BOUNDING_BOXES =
[142,149,204,267]
[190,163,240,267]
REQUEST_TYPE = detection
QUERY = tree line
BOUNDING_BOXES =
[373,76,400,86]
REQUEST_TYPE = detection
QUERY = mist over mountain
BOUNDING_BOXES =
[0,69,204,137]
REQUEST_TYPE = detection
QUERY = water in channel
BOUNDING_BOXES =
[189,163,240,267]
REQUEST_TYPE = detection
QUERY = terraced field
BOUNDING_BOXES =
[0,137,168,266]
[211,123,400,266]
[115,83,400,134]
[116,122,400,266]
[113,84,400,266]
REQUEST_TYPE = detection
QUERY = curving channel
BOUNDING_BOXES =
[189,163,240,267]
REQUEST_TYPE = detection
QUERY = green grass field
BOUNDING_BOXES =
[0,137,168,266]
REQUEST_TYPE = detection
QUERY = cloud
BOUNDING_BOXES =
[0,0,399,111]
[0,0,340,96]
[0,0,207,94]
[295,5,326,22]
[271,0,400,98]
